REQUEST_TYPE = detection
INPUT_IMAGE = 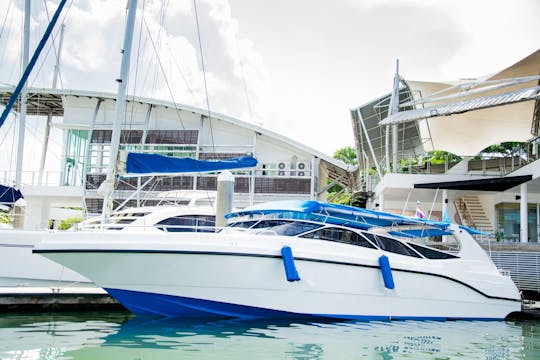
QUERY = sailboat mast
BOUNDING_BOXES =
[101,0,138,223]
[15,0,31,188]
[0,0,67,129]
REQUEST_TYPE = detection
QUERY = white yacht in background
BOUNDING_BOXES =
[1,201,216,288]
[34,200,522,320]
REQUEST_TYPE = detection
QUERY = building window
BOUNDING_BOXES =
[495,203,537,242]
[64,129,89,186]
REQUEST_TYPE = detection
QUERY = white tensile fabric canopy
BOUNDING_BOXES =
[381,49,540,156]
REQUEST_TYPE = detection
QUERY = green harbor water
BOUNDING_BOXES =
[0,311,539,359]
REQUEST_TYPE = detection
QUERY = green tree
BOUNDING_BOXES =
[426,150,461,165]
[479,142,525,157]
[333,146,357,166]
[328,146,358,205]
[59,216,83,230]
[0,211,10,225]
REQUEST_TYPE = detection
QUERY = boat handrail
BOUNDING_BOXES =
[77,223,217,232]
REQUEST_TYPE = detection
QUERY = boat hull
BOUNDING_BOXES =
[35,233,521,320]
[0,230,93,287]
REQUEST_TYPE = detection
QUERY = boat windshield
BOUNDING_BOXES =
[301,227,376,249]
[228,219,322,236]
[404,234,461,254]
[155,215,216,232]
[79,211,150,231]
[225,209,460,259]
[361,232,422,258]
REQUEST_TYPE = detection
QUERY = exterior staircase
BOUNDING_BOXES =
[455,195,495,235]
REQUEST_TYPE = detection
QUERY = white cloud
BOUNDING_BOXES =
[1,0,539,174]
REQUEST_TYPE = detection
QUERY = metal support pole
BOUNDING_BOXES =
[537,203,540,242]
[384,125,390,172]
[389,60,400,173]
[141,103,152,144]
[378,192,384,212]
[401,191,411,216]
[392,124,398,172]
[312,157,320,200]
[356,109,382,179]
[442,189,449,222]
[428,188,439,220]
[250,131,257,205]
[81,99,102,219]
[216,170,234,227]
[520,183,528,243]
[38,23,65,185]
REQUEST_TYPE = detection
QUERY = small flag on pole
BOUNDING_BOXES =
[415,201,425,219]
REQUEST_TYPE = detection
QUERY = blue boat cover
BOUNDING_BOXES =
[226,200,451,230]
[126,153,258,175]
[0,184,23,206]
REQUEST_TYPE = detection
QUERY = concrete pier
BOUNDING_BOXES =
[0,287,123,312]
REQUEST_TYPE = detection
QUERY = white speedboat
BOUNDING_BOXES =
[0,204,215,288]
[33,200,521,320]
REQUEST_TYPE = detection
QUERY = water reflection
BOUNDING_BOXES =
[0,312,131,360]
[0,312,539,359]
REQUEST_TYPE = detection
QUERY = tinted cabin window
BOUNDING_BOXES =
[302,228,376,249]
[229,220,259,228]
[362,232,421,258]
[228,220,320,236]
[408,243,459,259]
[265,221,321,236]
[251,219,293,229]
[156,215,215,232]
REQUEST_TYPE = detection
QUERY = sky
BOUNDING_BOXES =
[0,0,539,175]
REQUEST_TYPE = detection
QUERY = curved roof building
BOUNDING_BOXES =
[0,87,354,229]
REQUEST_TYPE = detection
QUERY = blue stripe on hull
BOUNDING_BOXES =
[104,288,315,319]
[104,288,504,321]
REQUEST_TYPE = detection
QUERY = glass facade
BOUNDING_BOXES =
[64,129,89,186]
[495,203,537,242]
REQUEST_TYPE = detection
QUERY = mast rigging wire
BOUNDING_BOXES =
[0,0,13,41]
[193,0,215,154]
[141,17,186,130]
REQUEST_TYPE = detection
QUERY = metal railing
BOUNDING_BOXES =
[489,248,540,292]
[454,198,477,229]
[360,150,539,193]
[0,170,63,187]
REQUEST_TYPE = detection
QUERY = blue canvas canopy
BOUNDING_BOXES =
[0,185,23,206]
[226,200,451,230]
[125,153,258,176]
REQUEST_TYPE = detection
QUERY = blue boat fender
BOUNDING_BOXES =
[378,255,395,289]
[281,246,301,282]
